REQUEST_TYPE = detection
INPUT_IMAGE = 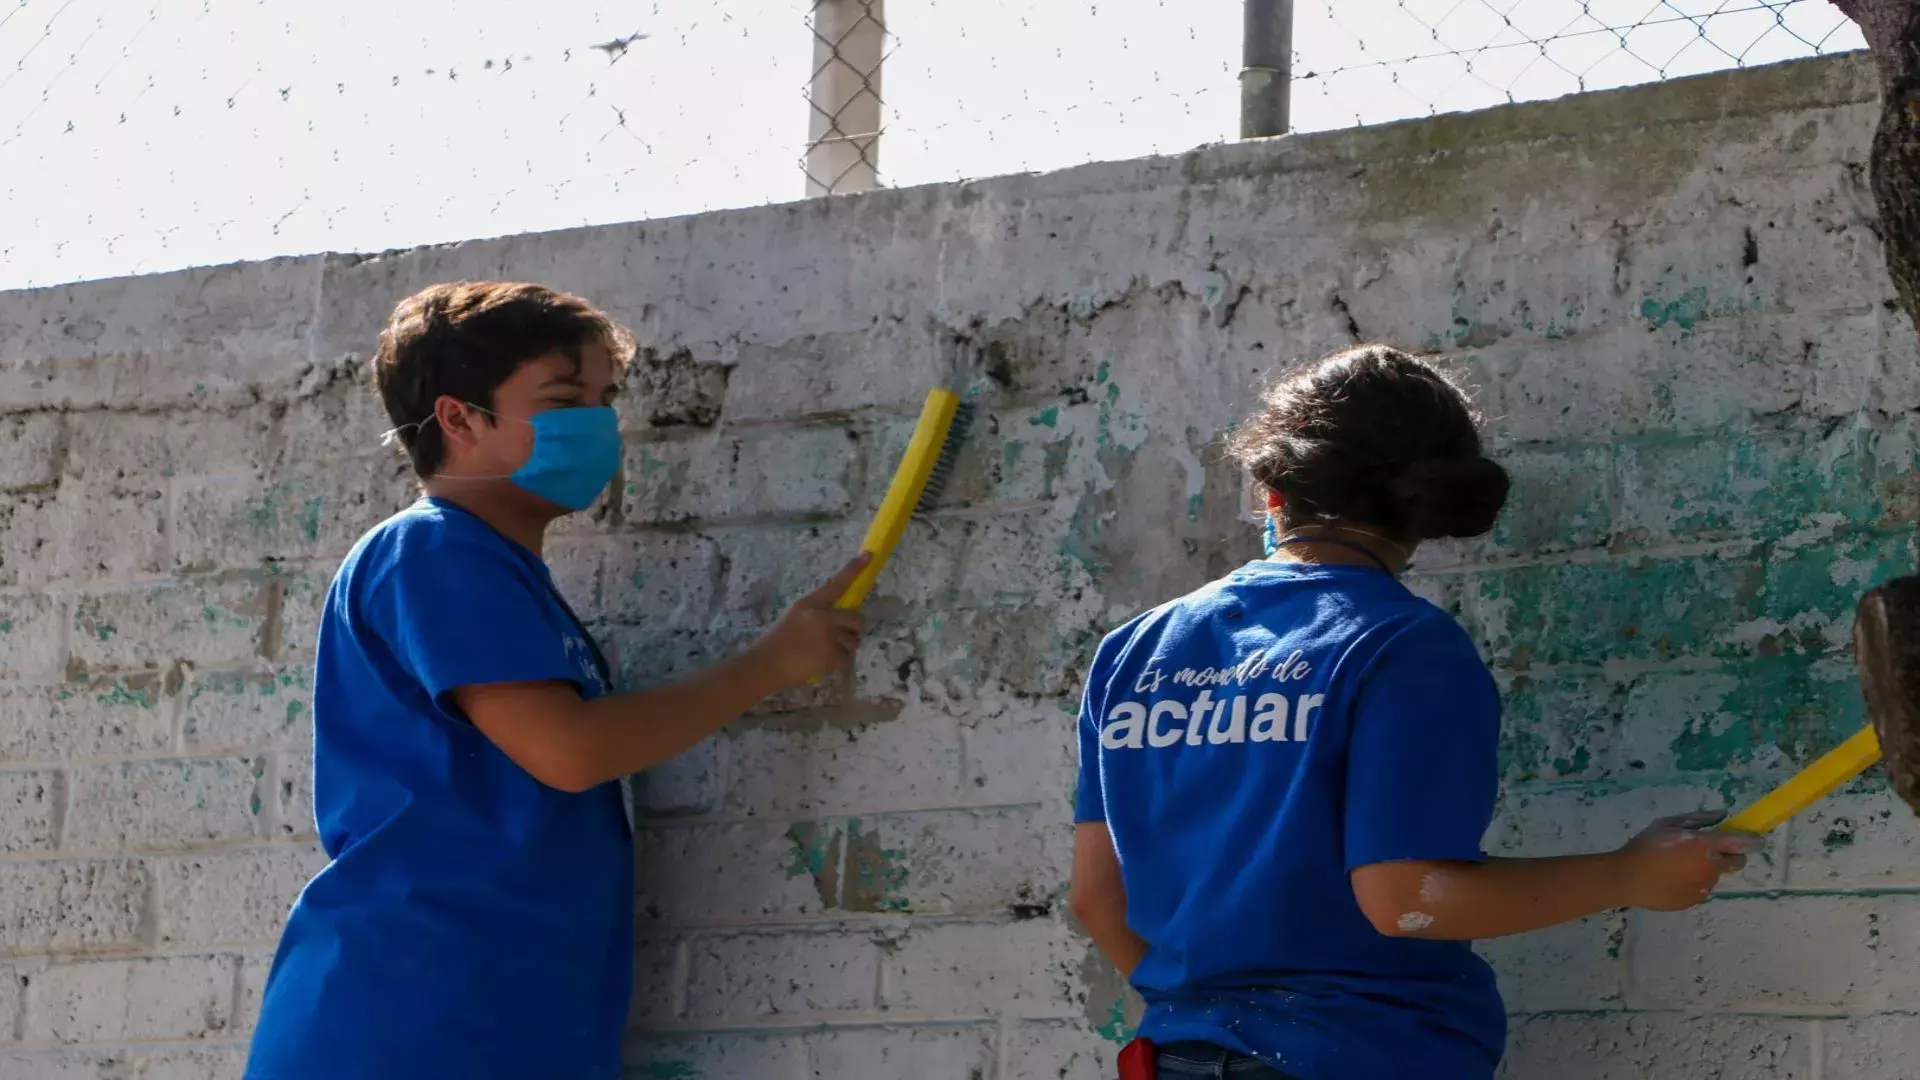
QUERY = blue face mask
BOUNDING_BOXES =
[508,405,624,511]
[384,403,625,512]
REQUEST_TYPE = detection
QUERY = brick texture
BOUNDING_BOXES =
[1,53,1913,1078]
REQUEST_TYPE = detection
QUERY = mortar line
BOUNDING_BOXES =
[1619,908,1642,1011]
[46,768,67,856]
[0,835,320,864]
[632,1012,1006,1037]
[3,942,281,965]
[228,951,247,1034]
[630,798,1049,832]
[3,1034,255,1054]
[833,809,851,910]
[0,746,300,773]
[162,473,181,579]
[993,1012,1014,1080]
[670,938,691,1021]
[260,751,284,842]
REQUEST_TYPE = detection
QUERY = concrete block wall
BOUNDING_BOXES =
[0,51,1914,1078]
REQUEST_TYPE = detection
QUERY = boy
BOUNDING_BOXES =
[244,282,868,1079]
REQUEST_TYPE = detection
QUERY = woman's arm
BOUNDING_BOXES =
[1070,822,1149,977]
[1350,810,1759,940]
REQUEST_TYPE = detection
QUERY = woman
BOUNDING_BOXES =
[1068,344,1757,1080]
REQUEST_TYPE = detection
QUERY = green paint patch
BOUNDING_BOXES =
[95,684,153,709]
[1186,493,1204,521]
[1478,555,1762,668]
[1637,288,1764,335]
[285,700,305,723]
[243,490,281,534]
[638,1063,701,1079]
[1028,407,1060,429]
[300,498,324,543]
[1094,997,1134,1046]
[1550,745,1592,776]
[1095,361,1110,384]
[784,823,831,880]
[632,570,647,591]
[1640,288,1711,332]
[844,818,909,913]
[1616,430,1876,546]
[0,619,12,633]
[1496,673,1619,783]
[1664,657,1863,773]
[250,792,262,815]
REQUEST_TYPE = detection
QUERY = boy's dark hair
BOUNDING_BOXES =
[1227,344,1509,540]
[373,281,635,477]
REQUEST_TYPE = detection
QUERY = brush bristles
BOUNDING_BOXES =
[914,402,976,513]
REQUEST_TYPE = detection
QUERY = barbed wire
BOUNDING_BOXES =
[0,1,1868,292]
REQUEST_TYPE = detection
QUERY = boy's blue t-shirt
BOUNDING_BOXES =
[1076,560,1505,1080]
[245,499,633,1080]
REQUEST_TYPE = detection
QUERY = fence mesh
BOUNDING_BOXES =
[804,0,887,196]
[0,0,1867,291]
[1294,1,1864,131]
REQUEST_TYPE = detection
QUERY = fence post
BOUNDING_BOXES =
[805,0,886,196]
[1240,0,1294,138]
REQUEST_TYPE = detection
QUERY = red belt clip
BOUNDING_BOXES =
[1117,1036,1157,1080]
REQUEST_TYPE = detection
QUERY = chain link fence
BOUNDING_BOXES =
[0,0,1867,291]
[1294,0,1863,131]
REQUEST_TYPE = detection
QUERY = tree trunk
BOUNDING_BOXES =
[1833,0,1920,321]
[1834,3,1920,816]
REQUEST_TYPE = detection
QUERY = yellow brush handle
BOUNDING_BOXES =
[836,387,961,612]
[1720,725,1882,835]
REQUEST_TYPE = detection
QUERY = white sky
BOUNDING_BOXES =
[0,0,1863,291]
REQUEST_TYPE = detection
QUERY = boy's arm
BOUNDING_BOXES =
[453,556,869,793]
[1070,822,1148,977]
[1349,811,1758,941]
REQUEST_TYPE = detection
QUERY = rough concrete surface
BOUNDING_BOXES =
[0,51,1915,1079]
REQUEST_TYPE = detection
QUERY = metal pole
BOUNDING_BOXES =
[805,0,885,196]
[1240,0,1294,139]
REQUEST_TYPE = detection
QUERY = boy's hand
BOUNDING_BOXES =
[750,554,872,689]
[1616,811,1760,911]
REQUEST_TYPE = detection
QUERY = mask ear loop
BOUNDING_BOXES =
[382,406,450,448]
[1262,512,1280,557]
[384,407,545,484]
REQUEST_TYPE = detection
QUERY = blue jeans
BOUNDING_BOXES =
[1155,1042,1301,1079]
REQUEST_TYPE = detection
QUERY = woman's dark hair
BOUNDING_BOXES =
[1226,344,1509,540]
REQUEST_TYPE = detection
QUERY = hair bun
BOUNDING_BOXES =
[1390,457,1509,539]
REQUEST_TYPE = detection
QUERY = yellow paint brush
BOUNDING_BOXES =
[1719,726,1880,835]
[803,386,972,689]
[803,385,971,685]
[834,385,974,611]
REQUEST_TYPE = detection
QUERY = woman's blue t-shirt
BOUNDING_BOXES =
[245,499,633,1080]
[1075,560,1506,1080]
